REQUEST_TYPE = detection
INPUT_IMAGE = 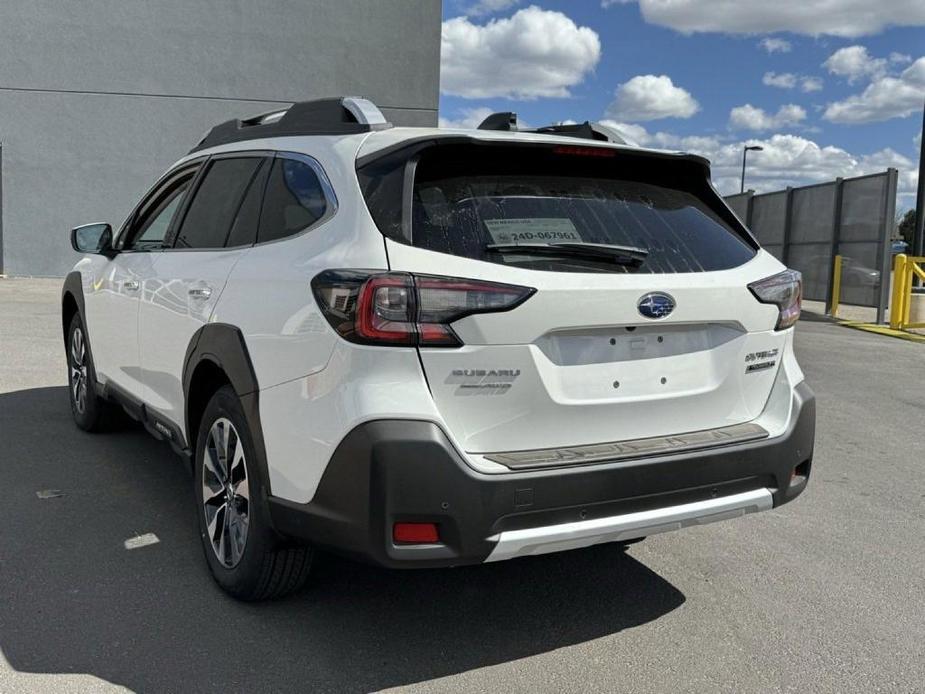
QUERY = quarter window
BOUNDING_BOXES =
[257,157,332,244]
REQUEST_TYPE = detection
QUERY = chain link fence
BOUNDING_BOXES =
[725,169,898,323]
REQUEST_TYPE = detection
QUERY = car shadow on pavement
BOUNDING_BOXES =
[1,386,686,693]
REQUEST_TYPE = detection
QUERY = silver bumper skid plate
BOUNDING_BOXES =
[485,488,773,562]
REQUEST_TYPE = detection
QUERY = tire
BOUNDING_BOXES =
[66,312,112,432]
[194,385,313,600]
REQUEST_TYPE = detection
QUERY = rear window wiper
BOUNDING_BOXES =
[485,242,649,265]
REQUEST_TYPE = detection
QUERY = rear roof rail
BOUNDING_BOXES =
[476,111,630,146]
[189,96,392,153]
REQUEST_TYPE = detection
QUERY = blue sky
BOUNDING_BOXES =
[439,1,924,209]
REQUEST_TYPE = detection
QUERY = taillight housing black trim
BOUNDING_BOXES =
[311,270,536,347]
[748,269,802,330]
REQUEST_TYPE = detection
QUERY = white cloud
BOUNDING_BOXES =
[801,76,824,92]
[441,6,601,99]
[729,103,807,131]
[891,52,913,64]
[597,120,653,146]
[438,107,497,129]
[763,72,824,92]
[824,57,925,123]
[824,46,888,83]
[606,74,700,121]
[605,1,925,38]
[607,123,918,197]
[763,72,797,89]
[916,131,922,150]
[759,37,792,53]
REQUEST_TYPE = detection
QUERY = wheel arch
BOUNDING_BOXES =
[183,324,273,494]
[61,272,86,348]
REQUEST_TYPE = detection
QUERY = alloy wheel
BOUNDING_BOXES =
[70,326,89,414]
[201,417,251,568]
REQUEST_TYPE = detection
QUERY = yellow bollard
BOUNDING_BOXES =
[890,254,907,329]
[830,255,843,318]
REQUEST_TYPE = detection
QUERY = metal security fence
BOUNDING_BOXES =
[726,169,899,323]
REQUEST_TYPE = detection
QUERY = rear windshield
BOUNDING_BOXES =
[359,142,756,274]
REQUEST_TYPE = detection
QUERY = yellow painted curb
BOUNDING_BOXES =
[838,320,925,343]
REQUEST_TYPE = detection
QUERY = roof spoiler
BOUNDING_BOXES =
[476,111,631,146]
[190,96,392,153]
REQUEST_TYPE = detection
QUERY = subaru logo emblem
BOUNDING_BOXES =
[637,292,675,319]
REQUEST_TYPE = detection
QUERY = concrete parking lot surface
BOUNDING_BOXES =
[2,277,924,693]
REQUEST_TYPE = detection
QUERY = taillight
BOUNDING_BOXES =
[748,269,802,330]
[312,270,535,347]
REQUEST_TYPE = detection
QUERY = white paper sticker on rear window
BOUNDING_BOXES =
[482,218,582,245]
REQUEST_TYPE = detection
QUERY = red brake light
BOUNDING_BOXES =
[552,145,616,158]
[355,274,416,345]
[393,522,440,544]
[312,270,534,347]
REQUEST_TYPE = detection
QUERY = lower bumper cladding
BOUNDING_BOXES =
[269,382,814,569]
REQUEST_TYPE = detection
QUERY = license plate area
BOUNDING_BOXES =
[534,323,744,366]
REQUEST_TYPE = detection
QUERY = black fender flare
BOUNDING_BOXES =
[61,271,87,346]
[61,271,105,396]
[182,323,273,494]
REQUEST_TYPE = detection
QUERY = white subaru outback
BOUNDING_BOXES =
[63,97,815,600]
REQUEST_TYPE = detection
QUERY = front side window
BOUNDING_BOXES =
[173,157,265,249]
[123,172,196,250]
[257,156,333,244]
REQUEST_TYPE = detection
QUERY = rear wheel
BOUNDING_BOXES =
[194,385,313,600]
[66,312,111,432]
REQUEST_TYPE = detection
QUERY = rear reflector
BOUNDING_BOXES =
[393,522,440,544]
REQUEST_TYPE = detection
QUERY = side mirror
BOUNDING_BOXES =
[71,223,115,257]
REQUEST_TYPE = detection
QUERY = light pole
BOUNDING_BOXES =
[912,100,924,258]
[741,145,764,194]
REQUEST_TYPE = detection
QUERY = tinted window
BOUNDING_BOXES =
[132,189,187,249]
[363,143,756,274]
[258,157,330,244]
[125,174,194,250]
[226,160,270,248]
[174,157,263,249]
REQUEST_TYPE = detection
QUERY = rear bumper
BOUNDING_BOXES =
[269,382,815,568]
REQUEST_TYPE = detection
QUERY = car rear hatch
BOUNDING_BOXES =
[356,137,795,460]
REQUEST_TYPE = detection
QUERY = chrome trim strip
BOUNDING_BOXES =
[485,488,773,562]
[483,422,768,470]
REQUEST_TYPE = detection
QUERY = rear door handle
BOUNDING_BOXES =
[123,280,140,291]
[188,286,213,300]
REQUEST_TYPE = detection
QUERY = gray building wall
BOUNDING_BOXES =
[0,0,442,276]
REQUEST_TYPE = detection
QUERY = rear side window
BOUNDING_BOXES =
[226,160,270,248]
[174,157,263,249]
[257,156,333,244]
[361,143,756,274]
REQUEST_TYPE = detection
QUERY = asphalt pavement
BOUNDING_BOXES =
[1,277,923,693]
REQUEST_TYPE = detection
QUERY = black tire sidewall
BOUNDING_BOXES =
[67,312,103,431]
[193,385,276,597]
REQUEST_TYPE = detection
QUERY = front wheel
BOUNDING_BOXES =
[194,385,313,600]
[66,312,111,431]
